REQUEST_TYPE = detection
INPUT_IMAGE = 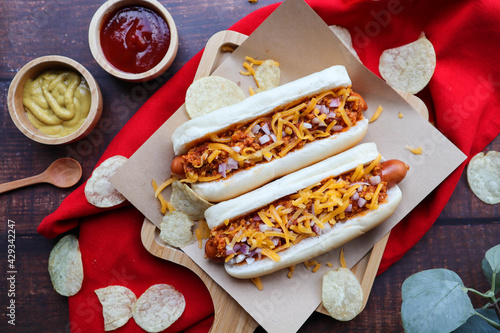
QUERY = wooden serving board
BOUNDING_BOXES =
[141,30,429,332]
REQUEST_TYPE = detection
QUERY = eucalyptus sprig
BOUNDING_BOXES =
[401,244,500,332]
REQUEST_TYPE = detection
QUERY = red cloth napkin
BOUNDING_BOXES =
[39,0,500,331]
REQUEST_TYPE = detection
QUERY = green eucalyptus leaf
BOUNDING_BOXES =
[453,309,500,332]
[402,269,475,333]
[482,259,500,295]
[485,245,500,274]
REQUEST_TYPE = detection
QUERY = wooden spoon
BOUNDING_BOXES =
[0,158,82,194]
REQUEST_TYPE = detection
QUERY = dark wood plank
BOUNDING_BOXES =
[1,0,499,332]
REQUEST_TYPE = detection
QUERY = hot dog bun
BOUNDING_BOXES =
[172,65,368,202]
[204,143,403,279]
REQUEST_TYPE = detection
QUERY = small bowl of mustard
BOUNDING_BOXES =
[8,55,103,145]
[88,0,179,82]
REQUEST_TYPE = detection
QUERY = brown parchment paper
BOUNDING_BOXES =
[111,0,466,331]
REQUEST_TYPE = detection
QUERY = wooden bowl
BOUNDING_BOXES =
[7,55,103,145]
[88,0,179,82]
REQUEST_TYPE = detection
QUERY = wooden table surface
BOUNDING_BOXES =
[1,0,498,332]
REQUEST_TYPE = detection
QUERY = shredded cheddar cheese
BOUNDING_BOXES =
[251,277,264,290]
[208,160,389,265]
[288,265,295,279]
[340,248,346,268]
[369,105,384,123]
[152,179,173,214]
[181,84,365,183]
[406,145,423,155]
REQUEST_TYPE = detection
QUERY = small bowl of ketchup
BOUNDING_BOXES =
[89,0,178,82]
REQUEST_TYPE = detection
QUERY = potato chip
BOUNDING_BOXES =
[467,150,500,204]
[170,180,212,220]
[322,267,364,321]
[185,76,246,118]
[48,234,83,297]
[85,155,128,208]
[379,33,436,94]
[159,210,196,248]
[329,25,360,60]
[95,286,136,331]
[254,59,280,92]
[132,284,185,333]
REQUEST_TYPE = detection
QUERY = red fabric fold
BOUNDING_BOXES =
[38,0,500,331]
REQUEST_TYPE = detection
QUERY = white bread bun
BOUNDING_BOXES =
[203,143,403,279]
[192,117,368,202]
[172,65,351,155]
[205,142,379,229]
[226,186,401,279]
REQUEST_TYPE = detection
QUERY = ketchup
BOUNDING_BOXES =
[100,5,170,74]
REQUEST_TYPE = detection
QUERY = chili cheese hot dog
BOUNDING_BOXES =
[203,143,408,279]
[171,65,368,202]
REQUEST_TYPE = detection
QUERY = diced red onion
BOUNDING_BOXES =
[332,125,343,132]
[272,238,279,246]
[329,98,340,107]
[370,175,381,185]
[246,257,256,265]
[270,134,277,142]
[233,244,241,252]
[218,163,227,178]
[235,254,246,263]
[358,198,366,207]
[240,244,250,255]
[253,214,262,221]
[321,223,332,234]
[232,146,241,153]
[254,248,262,254]
[346,203,353,212]
[251,124,261,134]
[312,118,321,124]
[328,111,336,119]
[272,227,282,233]
[259,135,271,144]
[227,157,238,170]
[259,224,271,232]
[240,237,247,243]
[351,192,359,201]
[226,249,236,256]
[257,253,262,260]
[316,104,328,114]
[312,224,320,234]
[303,122,312,129]
[261,123,271,135]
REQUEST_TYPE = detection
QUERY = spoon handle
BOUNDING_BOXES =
[0,173,47,194]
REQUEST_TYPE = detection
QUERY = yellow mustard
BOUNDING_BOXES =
[22,70,91,137]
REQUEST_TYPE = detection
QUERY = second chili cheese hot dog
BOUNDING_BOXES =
[203,143,408,279]
[171,65,368,202]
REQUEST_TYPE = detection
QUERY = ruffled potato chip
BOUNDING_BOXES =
[329,25,360,60]
[95,286,137,331]
[132,284,185,333]
[85,155,128,208]
[170,180,212,220]
[48,234,83,297]
[379,33,436,94]
[467,150,500,204]
[185,76,246,118]
[322,267,364,321]
[159,210,196,248]
[254,59,280,92]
